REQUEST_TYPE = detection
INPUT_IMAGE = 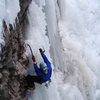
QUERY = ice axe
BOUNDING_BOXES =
[27,44,34,58]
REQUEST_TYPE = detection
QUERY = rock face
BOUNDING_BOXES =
[0,0,31,100]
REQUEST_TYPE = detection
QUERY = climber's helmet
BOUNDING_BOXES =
[40,62,49,75]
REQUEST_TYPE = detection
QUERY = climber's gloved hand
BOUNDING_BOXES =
[32,56,36,62]
[39,48,43,53]
[39,48,45,54]
[32,56,37,64]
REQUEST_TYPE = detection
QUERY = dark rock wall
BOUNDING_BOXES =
[0,0,32,100]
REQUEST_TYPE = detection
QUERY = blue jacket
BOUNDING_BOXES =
[34,53,52,83]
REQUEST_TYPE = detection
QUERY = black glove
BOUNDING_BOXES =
[39,48,45,53]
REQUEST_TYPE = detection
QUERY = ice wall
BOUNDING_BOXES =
[57,0,100,100]
[26,1,61,100]
[44,0,62,70]
[40,0,100,100]
[26,0,100,100]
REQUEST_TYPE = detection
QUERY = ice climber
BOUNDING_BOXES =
[25,48,52,90]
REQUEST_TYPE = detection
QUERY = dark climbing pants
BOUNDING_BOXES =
[25,75,42,87]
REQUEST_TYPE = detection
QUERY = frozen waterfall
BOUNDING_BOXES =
[0,0,100,100]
